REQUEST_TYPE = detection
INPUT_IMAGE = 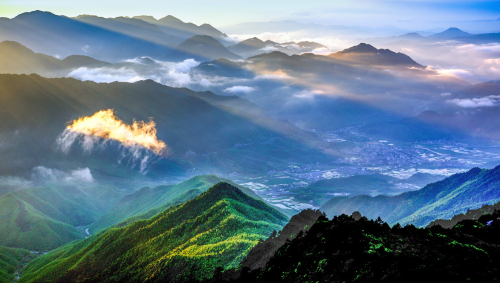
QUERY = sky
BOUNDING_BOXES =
[1,0,499,31]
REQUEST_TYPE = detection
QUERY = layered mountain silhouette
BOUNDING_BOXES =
[320,165,500,227]
[0,11,182,61]
[228,37,327,57]
[134,15,228,40]
[20,183,288,283]
[165,35,242,61]
[0,41,109,75]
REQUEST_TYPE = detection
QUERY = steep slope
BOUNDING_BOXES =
[329,43,423,67]
[166,35,242,62]
[0,246,36,283]
[321,165,500,227]
[234,213,500,282]
[239,209,322,271]
[89,175,263,233]
[0,193,84,250]
[20,183,288,283]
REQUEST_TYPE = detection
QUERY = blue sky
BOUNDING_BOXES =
[1,0,499,30]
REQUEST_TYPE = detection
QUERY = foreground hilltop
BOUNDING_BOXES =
[20,183,288,283]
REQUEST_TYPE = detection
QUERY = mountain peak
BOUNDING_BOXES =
[339,43,379,54]
[429,27,472,38]
[159,15,183,23]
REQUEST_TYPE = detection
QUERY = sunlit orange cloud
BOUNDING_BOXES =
[67,110,167,155]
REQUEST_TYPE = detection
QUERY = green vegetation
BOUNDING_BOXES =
[0,246,36,283]
[90,175,264,233]
[0,193,84,250]
[0,183,126,250]
[20,183,288,283]
[321,166,500,227]
[228,212,500,282]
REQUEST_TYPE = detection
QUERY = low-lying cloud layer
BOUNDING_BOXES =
[32,166,94,183]
[448,95,500,108]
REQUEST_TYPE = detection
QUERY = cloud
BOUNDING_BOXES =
[0,176,31,187]
[260,45,280,52]
[447,95,500,108]
[309,47,331,55]
[441,92,452,96]
[401,47,414,53]
[58,109,167,155]
[31,166,94,183]
[254,70,293,81]
[68,67,145,83]
[82,45,89,53]
[294,89,324,99]
[223,86,256,93]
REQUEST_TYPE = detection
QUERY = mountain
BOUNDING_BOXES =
[232,213,500,282]
[227,37,268,55]
[228,38,327,58]
[20,183,288,283]
[290,174,402,206]
[239,209,322,271]
[329,43,423,67]
[89,175,264,233]
[0,246,36,283]
[0,41,109,76]
[0,74,323,177]
[134,15,228,40]
[165,35,242,62]
[428,200,500,229]
[0,193,84,250]
[0,11,179,62]
[320,165,500,227]
[429,27,473,38]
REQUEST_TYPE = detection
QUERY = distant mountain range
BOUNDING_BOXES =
[320,165,500,227]
[133,15,228,40]
[20,183,288,283]
[0,11,231,62]
[329,43,423,67]
[166,35,242,62]
[227,37,327,58]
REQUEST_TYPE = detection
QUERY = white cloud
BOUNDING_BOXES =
[31,166,94,183]
[68,67,145,83]
[401,47,414,53]
[440,92,452,96]
[447,95,500,108]
[309,47,331,55]
[294,89,324,99]
[224,86,256,93]
[82,45,90,53]
[260,45,280,52]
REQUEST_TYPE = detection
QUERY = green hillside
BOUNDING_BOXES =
[20,183,288,283]
[90,175,263,233]
[321,165,500,227]
[0,193,84,250]
[0,246,36,283]
[428,200,500,229]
